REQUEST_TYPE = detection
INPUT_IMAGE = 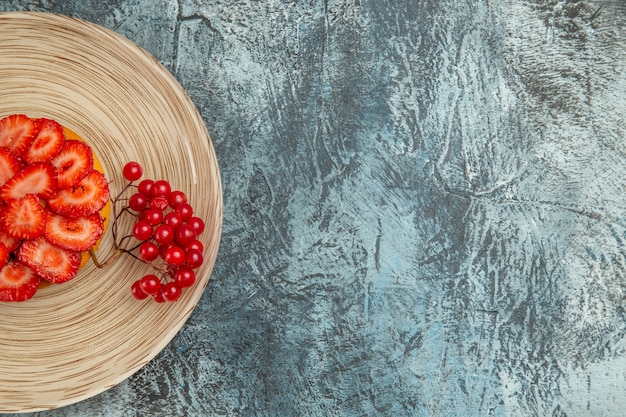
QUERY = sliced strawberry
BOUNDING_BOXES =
[1,195,46,239]
[44,211,104,251]
[0,261,41,302]
[0,162,58,200]
[51,140,93,189]
[23,118,65,163]
[47,169,109,217]
[0,114,38,154]
[0,243,9,269]
[0,147,22,187]
[0,230,21,252]
[17,237,81,283]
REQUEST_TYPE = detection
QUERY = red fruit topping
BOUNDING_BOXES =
[163,211,182,229]
[1,195,46,239]
[163,246,185,266]
[151,180,171,197]
[122,161,143,181]
[44,211,104,251]
[47,169,109,217]
[132,219,153,241]
[0,162,58,200]
[23,118,65,163]
[149,196,169,210]
[175,203,193,220]
[114,161,209,303]
[131,280,149,300]
[17,237,81,283]
[0,230,21,252]
[0,114,38,155]
[162,282,182,301]
[153,224,174,246]
[128,193,148,211]
[142,207,163,225]
[174,268,196,288]
[137,179,154,195]
[0,115,112,303]
[175,224,197,247]
[184,248,203,269]
[0,147,22,187]
[51,140,93,189]
[152,288,166,303]
[139,241,159,261]
[187,216,206,235]
[139,274,161,295]
[186,239,204,253]
[168,190,187,208]
[0,243,9,269]
[0,261,41,302]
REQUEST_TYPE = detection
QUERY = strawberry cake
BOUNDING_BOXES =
[0,114,110,302]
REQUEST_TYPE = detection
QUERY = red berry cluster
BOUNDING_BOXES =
[120,162,205,302]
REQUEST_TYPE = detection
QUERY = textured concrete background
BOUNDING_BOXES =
[1,1,626,416]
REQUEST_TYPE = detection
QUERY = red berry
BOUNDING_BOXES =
[123,161,143,181]
[162,282,182,301]
[168,190,187,208]
[163,212,182,229]
[174,268,196,288]
[52,140,93,188]
[163,246,185,266]
[128,193,148,211]
[139,274,161,295]
[153,224,175,245]
[151,180,171,197]
[159,243,172,259]
[0,244,9,269]
[142,207,164,226]
[138,179,154,195]
[153,288,166,303]
[131,280,149,300]
[175,203,193,220]
[150,196,169,210]
[184,248,203,269]
[187,217,205,235]
[139,241,159,261]
[132,219,153,241]
[187,239,204,253]
[175,224,197,247]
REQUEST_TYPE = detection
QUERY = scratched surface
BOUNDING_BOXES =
[1,1,626,416]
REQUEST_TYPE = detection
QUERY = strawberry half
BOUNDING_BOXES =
[23,118,65,163]
[0,243,9,269]
[0,162,58,200]
[0,146,22,187]
[17,237,81,283]
[0,114,38,155]
[51,140,93,189]
[1,195,46,239]
[0,261,41,302]
[45,211,104,251]
[47,169,109,217]
[0,230,21,252]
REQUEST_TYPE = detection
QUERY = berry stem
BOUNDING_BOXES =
[89,247,123,269]
[89,183,138,269]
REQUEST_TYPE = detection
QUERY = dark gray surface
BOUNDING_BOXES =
[1,1,626,416]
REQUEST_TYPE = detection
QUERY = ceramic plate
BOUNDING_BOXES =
[0,12,222,413]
